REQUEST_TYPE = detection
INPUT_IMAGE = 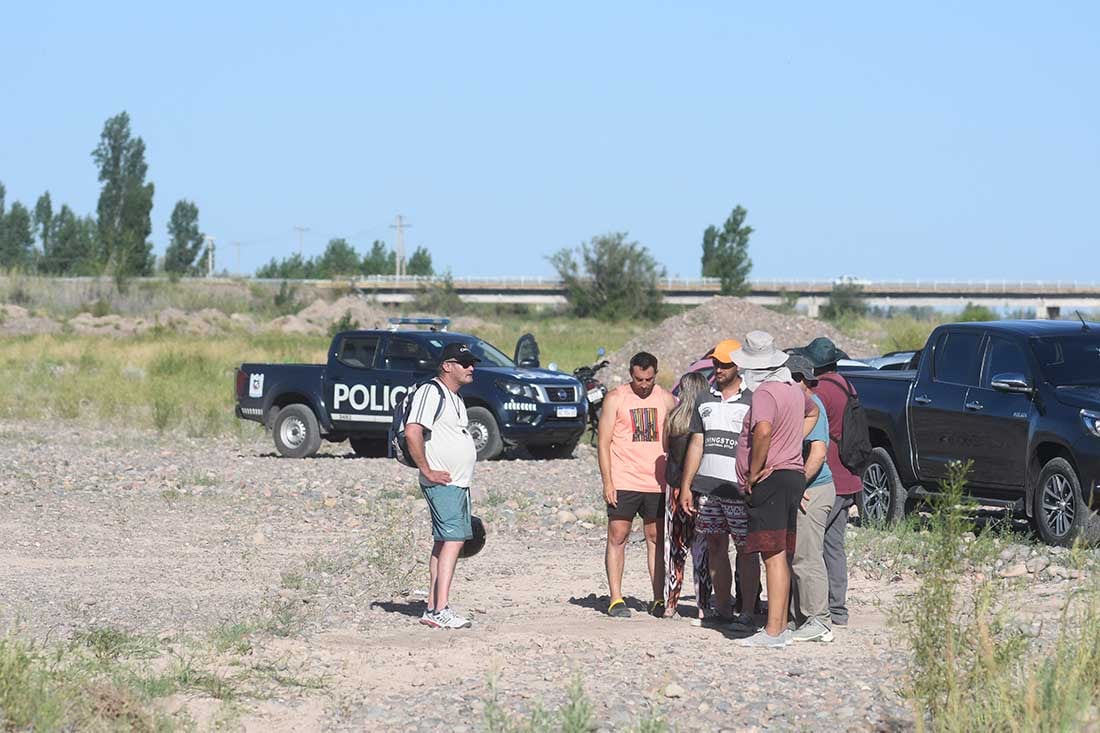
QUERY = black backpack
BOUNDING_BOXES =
[389,379,446,467]
[821,373,873,473]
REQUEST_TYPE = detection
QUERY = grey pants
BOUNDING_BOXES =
[823,492,858,624]
[792,481,836,625]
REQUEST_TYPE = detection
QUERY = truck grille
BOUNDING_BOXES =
[545,386,576,403]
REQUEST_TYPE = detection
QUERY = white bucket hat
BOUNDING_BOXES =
[731,330,789,370]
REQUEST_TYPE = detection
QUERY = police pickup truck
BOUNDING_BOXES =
[234,318,587,461]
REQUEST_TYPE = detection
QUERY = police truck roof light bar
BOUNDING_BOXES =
[387,317,451,332]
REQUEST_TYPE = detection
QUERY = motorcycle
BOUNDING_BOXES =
[573,348,610,444]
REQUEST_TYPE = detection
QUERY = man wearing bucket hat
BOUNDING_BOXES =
[730,331,820,648]
[801,337,861,627]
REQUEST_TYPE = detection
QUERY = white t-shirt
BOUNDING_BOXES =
[407,379,476,488]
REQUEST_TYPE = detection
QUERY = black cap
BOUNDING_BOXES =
[786,353,819,385]
[440,342,480,366]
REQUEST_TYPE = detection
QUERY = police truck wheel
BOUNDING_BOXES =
[350,436,388,458]
[466,407,503,461]
[273,404,322,458]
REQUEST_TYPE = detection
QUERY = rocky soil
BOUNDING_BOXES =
[2,422,1091,731]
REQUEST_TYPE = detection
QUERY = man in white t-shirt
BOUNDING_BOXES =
[405,342,479,630]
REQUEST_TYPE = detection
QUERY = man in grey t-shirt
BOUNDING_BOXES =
[405,342,479,630]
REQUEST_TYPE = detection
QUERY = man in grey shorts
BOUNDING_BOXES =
[679,339,759,628]
[405,342,480,630]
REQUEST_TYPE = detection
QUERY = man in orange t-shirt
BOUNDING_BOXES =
[598,352,676,618]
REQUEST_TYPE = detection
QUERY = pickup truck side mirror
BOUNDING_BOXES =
[991,372,1033,394]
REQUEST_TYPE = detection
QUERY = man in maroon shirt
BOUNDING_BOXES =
[803,337,862,627]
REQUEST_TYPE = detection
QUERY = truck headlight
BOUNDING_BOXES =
[496,378,536,400]
[1082,410,1100,438]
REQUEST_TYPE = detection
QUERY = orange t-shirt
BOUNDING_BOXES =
[608,384,670,493]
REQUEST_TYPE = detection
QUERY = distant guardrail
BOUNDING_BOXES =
[19,275,1100,296]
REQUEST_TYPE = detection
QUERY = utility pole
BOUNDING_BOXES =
[293,225,310,258]
[390,215,410,277]
[203,235,216,277]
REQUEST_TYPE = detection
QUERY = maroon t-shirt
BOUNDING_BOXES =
[812,373,862,495]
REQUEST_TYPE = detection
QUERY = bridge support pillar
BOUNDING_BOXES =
[805,296,821,319]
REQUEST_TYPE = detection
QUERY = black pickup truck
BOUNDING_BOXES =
[843,319,1100,545]
[234,319,587,461]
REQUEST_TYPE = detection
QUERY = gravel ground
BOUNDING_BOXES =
[1,421,1088,731]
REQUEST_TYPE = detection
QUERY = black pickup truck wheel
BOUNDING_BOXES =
[859,447,907,526]
[273,404,322,458]
[466,407,503,461]
[1032,457,1086,546]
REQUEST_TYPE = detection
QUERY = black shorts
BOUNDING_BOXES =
[607,490,664,521]
[745,469,802,555]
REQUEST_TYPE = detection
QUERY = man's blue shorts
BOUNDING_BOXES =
[420,482,473,542]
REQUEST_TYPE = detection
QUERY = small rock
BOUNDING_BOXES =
[556,510,578,524]
[252,531,266,545]
[998,563,1027,578]
[664,682,684,698]
[1026,556,1050,574]
[998,548,1017,562]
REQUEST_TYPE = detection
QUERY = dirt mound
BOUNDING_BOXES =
[265,314,325,335]
[0,304,63,336]
[285,296,388,332]
[69,312,154,337]
[603,297,876,385]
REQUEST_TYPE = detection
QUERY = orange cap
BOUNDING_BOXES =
[710,339,742,365]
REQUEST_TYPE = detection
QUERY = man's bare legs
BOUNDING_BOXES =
[605,519,632,601]
[761,549,790,636]
[643,518,665,601]
[426,540,464,611]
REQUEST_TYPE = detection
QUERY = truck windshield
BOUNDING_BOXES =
[421,338,515,367]
[1031,333,1100,386]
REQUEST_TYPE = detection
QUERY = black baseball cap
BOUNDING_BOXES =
[440,342,480,366]
[785,353,819,385]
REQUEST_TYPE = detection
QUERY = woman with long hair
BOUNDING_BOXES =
[662,371,711,619]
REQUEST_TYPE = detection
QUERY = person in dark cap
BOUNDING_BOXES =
[405,341,481,629]
[802,337,860,627]
[786,353,835,642]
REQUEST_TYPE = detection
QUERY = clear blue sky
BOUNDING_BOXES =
[2,2,1097,280]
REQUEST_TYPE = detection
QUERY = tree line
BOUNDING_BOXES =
[548,206,754,320]
[0,112,215,281]
[255,239,434,279]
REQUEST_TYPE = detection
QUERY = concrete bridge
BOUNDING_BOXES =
[334,276,1100,319]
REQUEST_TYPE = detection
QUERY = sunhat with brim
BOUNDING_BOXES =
[802,337,849,368]
[785,353,819,385]
[731,330,789,370]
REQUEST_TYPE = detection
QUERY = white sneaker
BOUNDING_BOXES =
[791,618,834,643]
[432,606,472,629]
[737,629,789,648]
[419,609,441,628]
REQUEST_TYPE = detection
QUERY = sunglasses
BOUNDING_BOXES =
[445,359,476,368]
